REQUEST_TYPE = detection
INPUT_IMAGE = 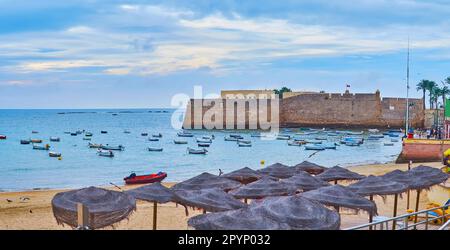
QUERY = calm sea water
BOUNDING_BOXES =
[0,109,402,191]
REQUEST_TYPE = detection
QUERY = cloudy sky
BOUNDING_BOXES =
[1,0,450,108]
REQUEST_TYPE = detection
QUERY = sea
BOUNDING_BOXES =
[0,109,402,191]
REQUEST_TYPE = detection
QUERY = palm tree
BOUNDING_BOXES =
[427,81,438,109]
[416,80,429,110]
[444,76,450,85]
[439,85,450,110]
[274,87,292,98]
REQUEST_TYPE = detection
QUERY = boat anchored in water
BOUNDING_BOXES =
[177,132,194,137]
[97,149,114,157]
[174,140,188,144]
[49,151,61,157]
[305,144,325,150]
[124,172,167,185]
[148,147,163,152]
[88,142,103,148]
[50,137,60,142]
[187,147,208,155]
[101,144,125,151]
[33,144,50,150]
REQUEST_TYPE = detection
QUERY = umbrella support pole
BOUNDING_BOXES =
[369,195,373,230]
[244,198,248,204]
[153,201,157,230]
[392,194,398,230]
[406,161,411,209]
[77,203,90,230]
[334,180,338,185]
[413,190,421,229]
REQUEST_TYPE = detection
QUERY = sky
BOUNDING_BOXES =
[1,0,450,108]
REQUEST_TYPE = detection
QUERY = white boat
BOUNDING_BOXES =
[315,136,328,141]
[85,132,93,137]
[368,129,380,133]
[97,149,114,157]
[177,132,194,137]
[49,151,61,157]
[224,136,239,141]
[305,139,322,144]
[346,131,364,136]
[148,147,163,152]
[33,144,50,150]
[187,147,208,154]
[237,139,251,144]
[276,135,291,140]
[101,144,124,151]
[196,138,212,143]
[50,137,60,142]
[287,140,303,146]
[238,142,252,147]
[88,142,102,148]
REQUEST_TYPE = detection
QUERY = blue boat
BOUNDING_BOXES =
[305,144,325,150]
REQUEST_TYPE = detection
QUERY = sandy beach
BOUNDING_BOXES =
[0,161,446,230]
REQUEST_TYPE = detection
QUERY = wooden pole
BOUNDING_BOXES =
[369,195,374,230]
[203,209,206,214]
[392,194,398,230]
[334,180,338,185]
[153,201,157,230]
[414,189,421,227]
[244,198,248,204]
[406,161,411,209]
[77,203,89,230]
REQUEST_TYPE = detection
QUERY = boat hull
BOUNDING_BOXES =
[124,173,167,185]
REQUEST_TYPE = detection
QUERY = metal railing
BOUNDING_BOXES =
[345,204,448,230]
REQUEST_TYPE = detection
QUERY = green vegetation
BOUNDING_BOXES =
[274,87,292,98]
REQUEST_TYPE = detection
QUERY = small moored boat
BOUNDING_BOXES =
[224,136,239,141]
[0,135,6,140]
[124,130,131,134]
[33,144,50,150]
[177,132,194,137]
[238,142,252,147]
[85,132,93,137]
[88,142,102,148]
[101,144,124,151]
[124,172,167,185]
[148,138,159,142]
[70,132,77,136]
[198,143,211,147]
[196,138,212,143]
[384,142,394,146]
[187,147,208,155]
[152,133,162,138]
[287,140,303,146]
[83,137,92,141]
[32,131,38,134]
[305,144,325,150]
[97,149,114,157]
[49,151,61,157]
[148,147,163,152]
[101,131,108,134]
[141,133,148,136]
[20,139,31,144]
[174,140,188,144]
[50,137,60,142]
[31,139,42,143]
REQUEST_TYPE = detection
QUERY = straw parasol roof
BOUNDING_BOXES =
[293,161,327,175]
[381,170,414,188]
[188,195,340,230]
[408,165,449,190]
[229,176,297,199]
[125,182,175,203]
[257,163,298,179]
[171,172,242,191]
[173,188,247,213]
[301,185,377,216]
[281,171,330,192]
[347,175,408,197]
[221,167,261,184]
[52,186,136,229]
[317,166,365,182]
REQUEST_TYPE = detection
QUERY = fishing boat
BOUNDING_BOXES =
[85,132,93,137]
[346,131,364,136]
[187,147,208,155]
[174,140,188,144]
[141,133,148,136]
[123,130,131,134]
[101,144,125,151]
[202,135,214,140]
[124,172,167,185]
[31,139,42,143]
[196,138,212,143]
[50,137,60,142]
[152,133,162,138]
[49,151,61,157]
[0,135,6,140]
[229,134,243,139]
[305,139,322,144]
[177,132,194,137]
[83,137,92,141]
[224,136,239,141]
[287,140,303,146]
[276,135,291,140]
[237,139,251,144]
[148,138,159,142]
[305,144,325,150]
[315,136,328,140]
[238,142,252,147]
[20,139,31,144]
[33,144,50,150]
[340,137,363,145]
[198,143,211,147]
[32,131,38,134]
[88,142,102,148]
[101,131,108,134]
[368,129,380,133]
[384,142,394,146]
[148,147,163,152]
[70,132,77,136]
[97,149,114,157]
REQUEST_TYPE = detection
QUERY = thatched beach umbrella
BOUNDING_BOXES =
[281,171,330,192]
[301,185,377,216]
[126,182,175,230]
[221,167,261,184]
[173,188,247,214]
[257,163,297,179]
[52,186,136,229]
[381,169,415,214]
[348,175,407,228]
[293,161,327,175]
[171,172,241,191]
[317,166,365,184]
[229,176,297,200]
[407,165,448,224]
[188,195,340,230]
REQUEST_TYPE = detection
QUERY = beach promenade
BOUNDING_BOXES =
[0,162,444,230]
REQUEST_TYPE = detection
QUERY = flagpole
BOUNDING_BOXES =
[405,38,410,137]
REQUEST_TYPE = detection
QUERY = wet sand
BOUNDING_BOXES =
[0,162,445,229]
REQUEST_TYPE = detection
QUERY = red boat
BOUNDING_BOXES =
[124,172,167,185]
